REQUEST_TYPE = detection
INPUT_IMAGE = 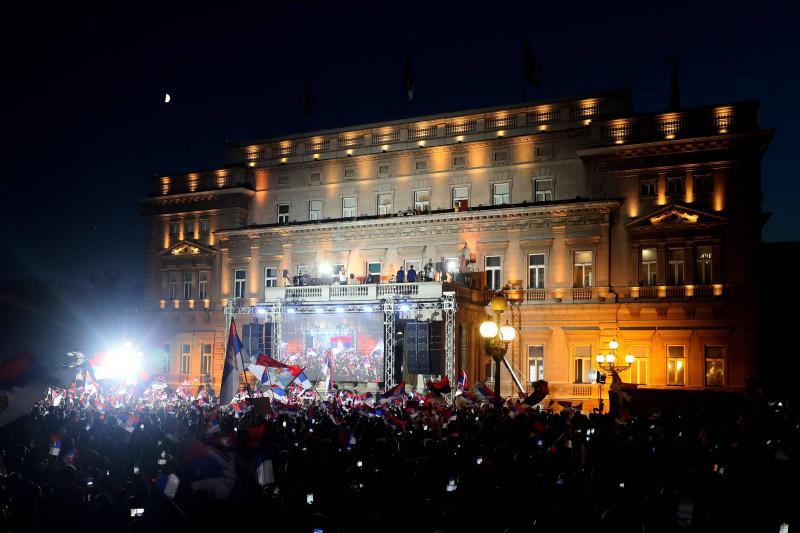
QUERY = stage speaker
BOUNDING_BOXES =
[241,323,264,356]
[429,320,443,375]
[405,322,430,375]
[263,322,273,357]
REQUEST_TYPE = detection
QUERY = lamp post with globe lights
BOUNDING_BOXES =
[479,293,517,409]
[594,339,635,412]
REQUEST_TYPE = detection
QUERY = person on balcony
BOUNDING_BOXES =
[407,266,417,283]
[339,268,347,285]
[396,267,405,283]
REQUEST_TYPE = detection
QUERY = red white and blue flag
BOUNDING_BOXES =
[379,381,406,405]
[183,437,237,499]
[475,383,494,402]
[220,318,247,405]
[458,369,468,391]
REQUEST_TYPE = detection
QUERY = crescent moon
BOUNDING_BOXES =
[165,93,171,103]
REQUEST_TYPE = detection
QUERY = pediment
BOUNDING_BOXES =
[625,204,727,232]
[157,240,218,257]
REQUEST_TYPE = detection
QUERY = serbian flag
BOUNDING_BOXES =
[255,447,274,486]
[117,414,141,433]
[457,369,467,391]
[85,370,100,394]
[49,433,62,456]
[379,381,405,405]
[475,383,494,402]
[458,391,477,405]
[220,318,247,405]
[204,412,222,436]
[0,352,53,428]
[383,413,406,428]
[427,376,451,396]
[522,380,549,407]
[289,366,313,389]
[254,353,291,369]
[156,472,180,500]
[330,336,353,350]
[183,437,237,499]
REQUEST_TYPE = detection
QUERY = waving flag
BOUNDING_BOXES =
[220,318,247,405]
[49,433,62,456]
[254,353,290,369]
[379,381,406,405]
[255,447,274,486]
[522,380,550,407]
[289,366,313,389]
[183,437,237,499]
[330,335,352,355]
[458,369,467,391]
[156,472,180,500]
[475,383,494,402]
[0,352,53,428]
[427,376,451,396]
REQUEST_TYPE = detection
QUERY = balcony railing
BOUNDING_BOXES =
[266,282,446,302]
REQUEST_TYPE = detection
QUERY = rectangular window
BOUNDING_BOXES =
[667,176,684,195]
[535,179,553,202]
[200,219,210,233]
[452,154,467,168]
[528,254,545,288]
[183,272,192,299]
[493,150,509,164]
[168,272,179,299]
[642,248,657,286]
[278,176,289,185]
[693,173,713,193]
[573,251,593,288]
[493,182,510,205]
[200,343,212,375]
[404,260,420,273]
[310,171,321,183]
[184,220,195,236]
[667,345,685,385]
[344,168,356,180]
[234,269,246,298]
[640,180,657,197]
[378,164,390,176]
[485,255,502,290]
[444,258,459,273]
[169,222,180,236]
[366,262,381,282]
[696,246,712,284]
[485,358,494,382]
[161,344,171,374]
[377,193,393,216]
[528,345,544,382]
[265,267,278,288]
[180,344,191,374]
[309,200,322,221]
[342,197,356,218]
[630,345,648,385]
[198,271,209,299]
[668,248,684,286]
[277,203,290,224]
[415,160,428,171]
[705,346,724,387]
[453,186,469,210]
[414,190,430,212]
[574,345,591,384]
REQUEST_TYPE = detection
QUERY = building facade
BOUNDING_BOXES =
[139,87,773,408]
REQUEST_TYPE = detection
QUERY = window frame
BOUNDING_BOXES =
[198,271,209,299]
[704,345,724,387]
[528,253,546,289]
[161,344,171,374]
[309,200,323,221]
[414,190,430,212]
[200,343,213,375]
[377,193,393,216]
[574,344,592,384]
[528,345,545,382]
[233,269,247,298]
[452,186,469,210]
[534,178,553,202]
[573,250,593,288]
[642,247,657,286]
[485,255,502,290]
[180,343,191,374]
[696,245,712,285]
[666,345,685,386]
[342,196,357,218]
[667,248,685,286]
[264,267,278,289]
[492,182,510,205]
[277,203,290,224]
[183,271,193,300]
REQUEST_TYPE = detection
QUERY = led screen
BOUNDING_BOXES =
[280,312,384,382]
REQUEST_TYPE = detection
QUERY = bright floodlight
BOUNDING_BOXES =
[103,345,142,379]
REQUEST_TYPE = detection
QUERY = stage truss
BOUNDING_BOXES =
[224,292,457,397]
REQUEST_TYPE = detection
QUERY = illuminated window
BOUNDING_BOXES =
[453,186,469,210]
[574,345,591,384]
[414,190,429,212]
[169,222,180,237]
[528,345,544,381]
[180,344,191,374]
[493,182,510,205]
[528,253,545,288]
[233,269,246,298]
[342,197,356,218]
[200,219,210,233]
[667,345,685,385]
[629,345,648,385]
[184,220,195,236]
[265,267,278,288]
[535,178,553,202]
[200,344,212,375]
[377,193,393,216]
[485,255,502,290]
[668,248,684,286]
[573,251,593,288]
[183,272,192,299]
[277,203,290,224]
[642,248,657,286]
[161,344,171,374]
[444,257,459,273]
[198,271,209,299]
[309,200,322,221]
[705,346,724,387]
[168,272,178,299]
[696,246,712,284]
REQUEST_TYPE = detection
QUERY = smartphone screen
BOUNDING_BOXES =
[306,493,314,504]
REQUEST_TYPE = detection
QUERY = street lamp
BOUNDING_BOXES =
[479,293,516,409]
[594,339,635,413]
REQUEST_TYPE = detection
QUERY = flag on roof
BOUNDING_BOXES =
[404,56,414,101]
[523,37,542,85]
[220,318,246,405]
[457,369,467,391]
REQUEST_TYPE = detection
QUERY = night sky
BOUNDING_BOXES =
[2,0,798,291]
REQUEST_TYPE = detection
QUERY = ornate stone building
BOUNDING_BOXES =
[139,87,773,408]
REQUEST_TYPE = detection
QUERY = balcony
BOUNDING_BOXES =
[264,282,447,303]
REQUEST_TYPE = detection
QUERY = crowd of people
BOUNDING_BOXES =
[0,377,796,533]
